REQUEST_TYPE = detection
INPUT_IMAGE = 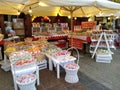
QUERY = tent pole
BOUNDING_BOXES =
[70,11,73,31]
[61,6,81,31]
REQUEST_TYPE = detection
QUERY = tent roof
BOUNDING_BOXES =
[0,0,120,16]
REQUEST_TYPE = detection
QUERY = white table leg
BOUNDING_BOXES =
[4,54,7,65]
[48,58,53,71]
[11,66,18,90]
[36,66,40,85]
[13,76,18,90]
[57,64,60,79]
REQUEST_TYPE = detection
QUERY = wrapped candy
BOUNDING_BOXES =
[15,59,35,67]
[65,63,79,69]
[9,50,34,64]
[17,74,36,84]
[54,50,71,60]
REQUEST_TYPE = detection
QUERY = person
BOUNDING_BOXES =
[0,33,4,60]
[5,22,12,34]
[114,31,120,46]
[101,23,108,30]
[5,22,16,37]
[116,33,120,44]
[95,21,101,30]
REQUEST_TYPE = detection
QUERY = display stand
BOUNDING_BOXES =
[9,51,39,90]
[32,34,68,49]
[91,31,114,63]
[32,27,41,35]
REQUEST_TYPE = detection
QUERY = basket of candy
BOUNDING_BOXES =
[9,50,33,63]
[65,63,79,70]
[24,37,33,44]
[54,50,71,60]
[4,47,17,56]
[9,50,36,70]
[14,59,36,69]
[64,47,80,83]
[16,74,36,90]
[64,63,79,83]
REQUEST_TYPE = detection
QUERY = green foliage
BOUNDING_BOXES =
[112,0,120,3]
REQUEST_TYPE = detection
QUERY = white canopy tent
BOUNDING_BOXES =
[0,0,120,16]
[1,0,120,30]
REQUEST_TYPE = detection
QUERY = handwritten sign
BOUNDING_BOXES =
[81,21,96,29]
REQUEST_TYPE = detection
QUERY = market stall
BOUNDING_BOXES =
[9,50,39,90]
[68,21,95,50]
[1,36,78,79]
[32,22,69,49]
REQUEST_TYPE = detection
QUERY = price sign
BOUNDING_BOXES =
[81,21,96,29]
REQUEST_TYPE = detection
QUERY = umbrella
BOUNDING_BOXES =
[0,0,120,16]
[0,0,120,29]
[43,0,120,30]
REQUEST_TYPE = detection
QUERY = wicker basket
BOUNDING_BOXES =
[64,47,80,83]
[16,74,36,90]
[64,64,79,83]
